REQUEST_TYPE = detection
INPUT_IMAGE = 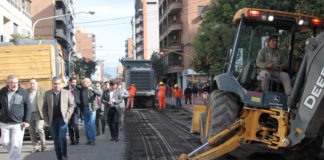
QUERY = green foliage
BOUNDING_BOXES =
[192,23,235,75]
[9,33,31,41]
[192,0,323,76]
[151,51,164,80]
[73,58,97,83]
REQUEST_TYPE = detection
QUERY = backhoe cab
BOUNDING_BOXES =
[181,8,323,160]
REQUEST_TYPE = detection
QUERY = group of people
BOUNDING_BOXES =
[0,75,132,160]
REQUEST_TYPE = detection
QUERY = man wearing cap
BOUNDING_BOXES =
[158,82,166,109]
[126,84,136,109]
[256,35,292,96]
[172,84,183,109]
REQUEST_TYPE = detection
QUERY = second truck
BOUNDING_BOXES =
[121,58,155,107]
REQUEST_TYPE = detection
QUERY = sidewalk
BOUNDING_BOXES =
[0,123,126,160]
[165,95,205,113]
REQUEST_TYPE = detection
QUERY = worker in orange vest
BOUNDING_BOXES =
[126,84,136,109]
[173,84,183,109]
[158,82,166,109]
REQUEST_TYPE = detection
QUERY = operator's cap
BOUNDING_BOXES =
[269,35,278,41]
[160,82,163,85]
[174,84,178,87]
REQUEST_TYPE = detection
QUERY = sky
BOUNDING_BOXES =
[75,0,134,78]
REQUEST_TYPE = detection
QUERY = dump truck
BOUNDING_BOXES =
[181,8,324,160]
[121,58,155,107]
[0,40,67,89]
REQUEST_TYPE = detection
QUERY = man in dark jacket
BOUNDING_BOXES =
[184,85,192,105]
[0,75,31,160]
[101,80,123,141]
[64,77,81,145]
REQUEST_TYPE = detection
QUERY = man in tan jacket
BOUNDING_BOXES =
[27,78,46,153]
[43,77,74,160]
[256,35,292,96]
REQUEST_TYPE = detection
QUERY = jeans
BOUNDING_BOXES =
[68,108,79,143]
[84,107,96,142]
[175,98,181,108]
[51,117,68,159]
[0,123,25,160]
[107,107,119,138]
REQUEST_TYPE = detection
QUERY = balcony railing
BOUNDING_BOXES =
[160,22,183,41]
[159,0,182,22]
[168,40,182,50]
[136,45,144,52]
[136,36,143,43]
[136,26,143,34]
[55,28,67,42]
[136,16,143,24]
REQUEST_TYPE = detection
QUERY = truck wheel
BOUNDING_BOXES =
[207,90,240,144]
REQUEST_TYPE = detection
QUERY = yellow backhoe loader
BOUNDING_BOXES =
[181,8,324,160]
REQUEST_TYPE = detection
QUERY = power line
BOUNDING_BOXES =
[76,16,132,24]
[75,0,211,26]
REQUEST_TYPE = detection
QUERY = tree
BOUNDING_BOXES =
[151,51,164,80]
[73,58,97,83]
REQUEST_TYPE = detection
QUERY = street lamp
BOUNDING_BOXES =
[161,48,196,84]
[32,11,95,39]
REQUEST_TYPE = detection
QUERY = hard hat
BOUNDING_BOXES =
[160,82,163,85]
[131,84,135,86]
[174,84,178,87]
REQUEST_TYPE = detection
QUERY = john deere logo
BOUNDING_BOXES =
[273,96,280,103]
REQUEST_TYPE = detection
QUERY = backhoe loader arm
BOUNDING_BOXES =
[179,108,290,160]
[288,33,324,146]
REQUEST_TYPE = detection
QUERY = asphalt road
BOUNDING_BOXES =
[124,108,201,160]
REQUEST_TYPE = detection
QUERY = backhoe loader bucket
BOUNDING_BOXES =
[191,105,206,133]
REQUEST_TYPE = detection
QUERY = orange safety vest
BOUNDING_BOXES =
[128,86,136,97]
[173,88,183,98]
[158,86,166,96]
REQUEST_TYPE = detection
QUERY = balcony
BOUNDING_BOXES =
[136,36,143,44]
[55,28,67,43]
[168,40,182,50]
[136,45,144,52]
[136,16,143,25]
[159,0,182,23]
[160,22,183,41]
[136,26,143,34]
[164,52,184,73]
[56,0,67,8]
[55,8,67,25]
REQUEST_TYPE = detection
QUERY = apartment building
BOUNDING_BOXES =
[159,0,210,87]
[75,27,96,61]
[31,0,76,71]
[92,60,104,81]
[0,0,32,42]
[125,38,134,58]
[134,0,159,60]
